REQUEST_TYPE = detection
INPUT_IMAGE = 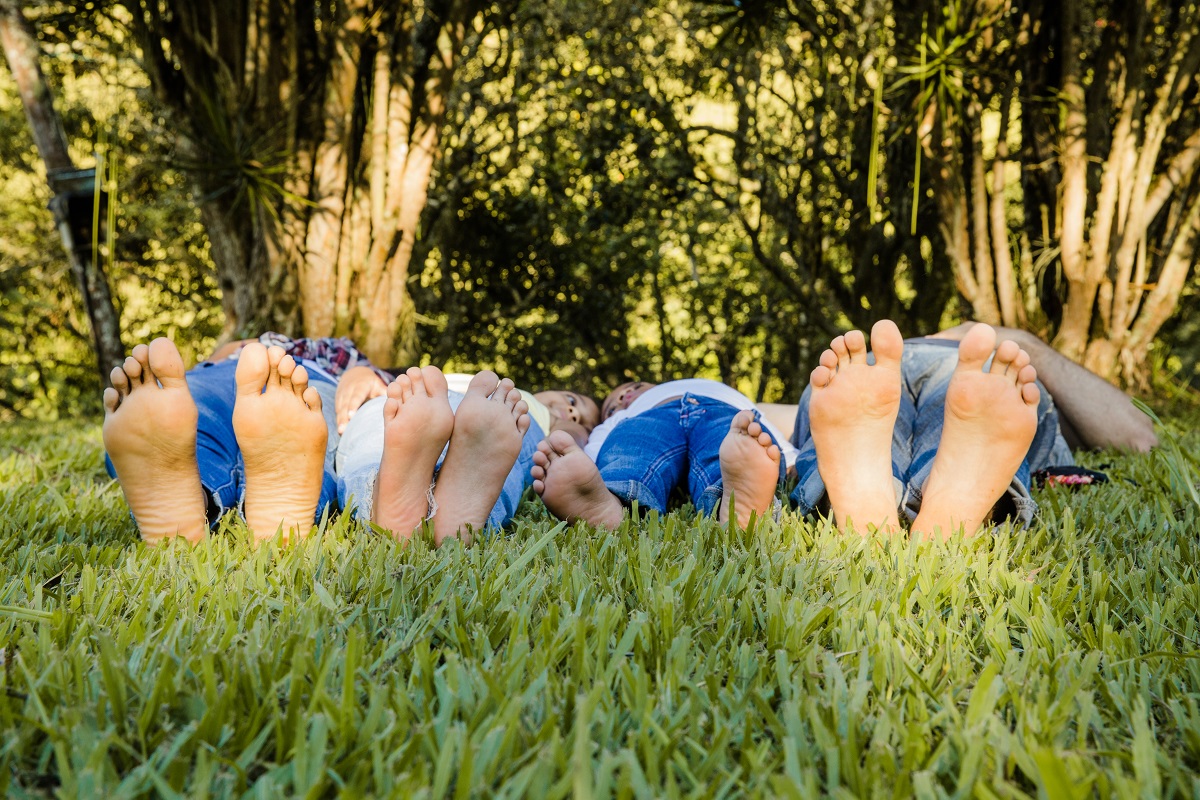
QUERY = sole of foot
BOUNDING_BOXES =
[232,343,329,545]
[431,371,530,546]
[372,366,455,541]
[531,430,625,529]
[718,410,781,527]
[911,324,1040,540]
[102,338,208,545]
[808,319,905,534]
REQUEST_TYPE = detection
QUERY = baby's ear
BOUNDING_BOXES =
[550,417,589,448]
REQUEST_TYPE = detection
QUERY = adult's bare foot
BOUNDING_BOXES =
[809,319,904,534]
[912,324,1039,539]
[102,339,207,545]
[232,344,329,544]
[531,431,625,529]
[718,410,781,526]
[431,371,529,546]
[372,366,454,541]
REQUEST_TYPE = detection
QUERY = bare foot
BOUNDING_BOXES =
[372,366,454,541]
[232,344,329,544]
[431,371,530,546]
[531,431,625,529]
[718,410,781,526]
[809,319,904,534]
[911,324,1040,539]
[102,339,207,545]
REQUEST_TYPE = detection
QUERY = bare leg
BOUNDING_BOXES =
[232,344,329,544]
[808,320,905,534]
[372,366,454,541]
[432,371,530,546]
[912,324,1040,539]
[531,431,625,529]
[102,339,207,545]
[718,410,781,526]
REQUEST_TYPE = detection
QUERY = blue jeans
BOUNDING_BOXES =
[335,393,543,533]
[597,394,787,516]
[789,338,1074,526]
[104,359,340,525]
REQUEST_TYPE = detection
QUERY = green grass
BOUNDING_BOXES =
[1,418,1199,798]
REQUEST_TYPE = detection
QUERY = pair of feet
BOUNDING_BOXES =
[530,409,783,529]
[809,320,1040,537]
[370,367,529,546]
[103,339,329,544]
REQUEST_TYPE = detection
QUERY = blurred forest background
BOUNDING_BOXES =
[3,0,1200,421]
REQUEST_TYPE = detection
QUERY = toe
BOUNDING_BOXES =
[545,429,578,456]
[956,324,997,372]
[110,365,131,399]
[291,364,311,399]
[408,366,427,397]
[235,343,270,396]
[516,411,531,436]
[123,355,145,385]
[103,387,120,414]
[830,335,850,368]
[383,396,401,421]
[505,386,523,410]
[147,339,187,389]
[1017,363,1038,386]
[277,354,297,385]
[265,346,286,385]
[131,343,151,382]
[810,365,833,389]
[819,349,838,371]
[421,365,448,398]
[1011,349,1031,375]
[757,431,774,448]
[869,320,904,368]
[729,409,753,434]
[466,370,501,398]
[747,419,764,439]
[493,378,516,404]
[533,448,550,468]
[302,385,322,411]
[990,340,1021,378]
[1021,381,1040,406]
[844,330,868,364]
[513,398,528,420]
[393,374,413,402]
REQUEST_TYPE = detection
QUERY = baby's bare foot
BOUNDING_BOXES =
[531,431,625,529]
[102,339,207,545]
[912,325,1040,539]
[432,372,529,546]
[373,366,454,541]
[232,344,328,544]
[809,319,904,534]
[718,410,781,526]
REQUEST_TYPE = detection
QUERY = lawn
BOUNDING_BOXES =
[0,417,1198,798]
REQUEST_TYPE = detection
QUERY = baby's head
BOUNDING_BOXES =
[534,390,600,432]
[601,381,656,421]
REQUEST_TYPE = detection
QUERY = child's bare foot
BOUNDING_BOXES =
[718,410,781,526]
[432,371,529,546]
[809,319,904,534]
[531,431,625,529]
[372,366,454,541]
[232,344,329,544]
[102,339,207,545]
[912,325,1039,539]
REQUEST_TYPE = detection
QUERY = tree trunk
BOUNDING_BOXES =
[1,0,124,381]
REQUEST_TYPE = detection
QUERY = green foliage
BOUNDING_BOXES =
[2,420,1199,795]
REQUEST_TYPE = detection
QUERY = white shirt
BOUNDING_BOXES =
[584,379,798,467]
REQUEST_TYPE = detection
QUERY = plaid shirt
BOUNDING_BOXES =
[257,332,393,383]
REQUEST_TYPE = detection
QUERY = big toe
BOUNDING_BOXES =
[421,366,449,398]
[147,339,188,388]
[956,324,998,371]
[869,320,904,367]
[235,343,271,395]
[466,370,500,398]
[545,429,580,457]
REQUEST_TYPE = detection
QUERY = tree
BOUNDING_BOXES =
[112,0,500,364]
[895,0,1200,385]
[0,0,123,381]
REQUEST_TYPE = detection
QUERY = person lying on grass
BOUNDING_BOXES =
[530,377,800,529]
[335,366,599,546]
[791,319,1158,538]
[103,335,597,546]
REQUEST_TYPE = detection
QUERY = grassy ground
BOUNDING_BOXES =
[1,417,1199,798]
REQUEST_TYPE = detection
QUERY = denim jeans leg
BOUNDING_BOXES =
[677,397,787,517]
[902,342,1051,526]
[597,403,691,514]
